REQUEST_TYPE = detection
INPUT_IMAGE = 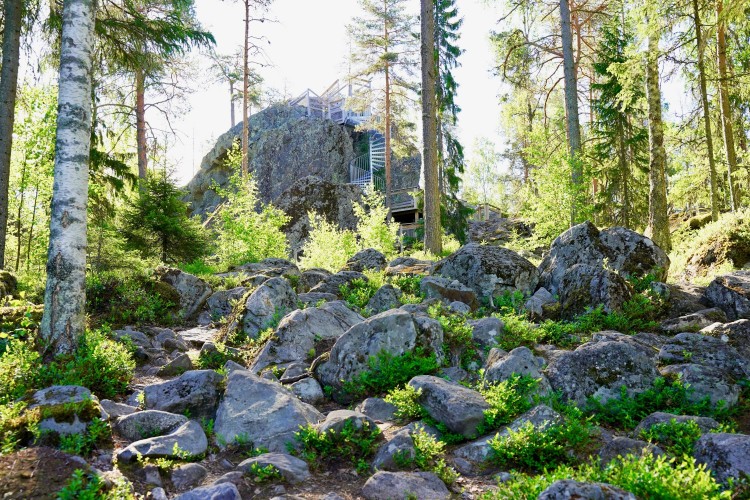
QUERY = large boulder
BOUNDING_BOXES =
[701,319,750,363]
[660,364,741,407]
[408,375,489,438]
[116,420,207,463]
[143,370,224,420]
[236,453,311,484]
[214,370,322,451]
[203,287,247,323]
[361,471,450,500]
[184,104,354,217]
[223,277,297,341]
[366,284,403,314]
[27,386,102,437]
[559,264,633,315]
[704,271,750,320]
[657,332,748,380]
[249,300,363,373]
[155,267,213,319]
[538,480,636,500]
[114,410,188,442]
[483,346,552,396]
[275,176,363,256]
[538,222,669,295]
[343,248,387,273]
[308,270,367,298]
[693,433,750,484]
[419,276,478,309]
[315,310,443,392]
[432,243,539,298]
[546,339,659,406]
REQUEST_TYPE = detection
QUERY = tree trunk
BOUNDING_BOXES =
[422,0,441,255]
[41,0,96,357]
[645,31,671,252]
[135,67,148,179]
[716,0,738,210]
[559,0,582,225]
[26,182,38,272]
[0,0,24,270]
[384,3,392,213]
[692,0,719,221]
[617,119,629,228]
[230,80,236,128]
[14,158,28,272]
[241,0,250,178]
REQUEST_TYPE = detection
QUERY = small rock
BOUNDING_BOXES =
[559,264,633,316]
[179,326,219,347]
[659,364,740,407]
[150,487,168,500]
[660,308,727,333]
[356,398,397,423]
[142,464,162,487]
[174,483,241,500]
[240,277,298,339]
[171,463,208,490]
[598,437,664,465]
[420,276,478,310]
[409,375,489,438]
[704,271,750,320]
[155,267,213,320]
[237,453,311,484]
[291,378,325,405]
[100,400,137,420]
[316,410,377,435]
[633,412,720,436]
[143,370,224,420]
[524,287,558,320]
[157,353,194,377]
[700,319,750,363]
[538,480,636,499]
[483,346,552,396]
[114,410,188,442]
[309,271,367,298]
[116,421,207,463]
[366,284,403,314]
[468,317,504,351]
[657,332,748,380]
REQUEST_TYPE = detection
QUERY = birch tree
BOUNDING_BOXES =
[40,0,96,356]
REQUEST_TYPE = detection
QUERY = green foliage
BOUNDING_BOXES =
[292,419,381,470]
[340,278,379,312]
[395,425,459,485]
[59,418,110,456]
[57,470,105,500]
[214,146,290,268]
[353,190,398,258]
[428,303,480,369]
[482,454,730,500]
[391,275,423,296]
[299,212,359,272]
[586,378,726,429]
[246,463,282,483]
[0,302,40,354]
[340,348,439,401]
[86,272,178,326]
[384,385,426,421]
[196,342,241,370]
[488,407,595,471]
[121,173,209,264]
[479,375,539,432]
[640,419,703,456]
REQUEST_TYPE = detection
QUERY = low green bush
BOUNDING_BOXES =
[639,418,703,456]
[86,272,178,326]
[59,418,110,456]
[428,303,480,369]
[478,375,539,433]
[394,425,459,485]
[339,278,380,312]
[482,454,731,500]
[384,385,426,421]
[292,419,381,473]
[58,469,135,500]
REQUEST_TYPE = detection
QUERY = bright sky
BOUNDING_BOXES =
[171,0,505,185]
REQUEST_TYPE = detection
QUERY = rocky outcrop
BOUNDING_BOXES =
[155,267,212,320]
[693,433,750,484]
[704,271,750,320]
[143,370,224,420]
[185,104,354,216]
[222,277,298,342]
[408,375,489,438]
[114,410,188,442]
[274,176,364,257]
[343,248,387,273]
[559,264,633,315]
[432,243,539,299]
[538,222,669,295]
[116,421,207,463]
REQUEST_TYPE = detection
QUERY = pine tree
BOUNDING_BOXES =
[422,0,441,254]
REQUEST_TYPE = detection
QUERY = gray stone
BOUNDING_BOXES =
[483,346,551,396]
[366,284,403,314]
[143,370,224,420]
[214,370,322,451]
[157,354,194,377]
[356,398,398,423]
[298,268,332,293]
[28,385,101,437]
[275,176,365,257]
[546,340,659,406]
[290,378,325,405]
[114,410,188,442]
[657,332,748,380]
[409,375,489,438]
[449,301,471,315]
[297,291,338,306]
[113,328,151,348]
[538,480,637,500]
[660,308,727,333]
[372,428,417,470]
[171,463,208,490]
[316,410,377,435]
[316,309,443,393]
[633,412,720,436]
[174,482,241,500]
[693,433,750,484]
[700,319,750,363]
[151,487,168,500]
[237,453,311,484]
[655,282,709,319]
[229,258,301,281]
[598,437,664,465]
[660,364,741,407]
[524,287,558,320]
[559,264,633,315]
[281,362,309,381]
[100,400,137,420]
[361,471,450,500]
[155,267,213,319]
[116,420,207,463]
[205,287,247,323]
[240,277,298,339]
[213,471,243,485]
[344,248,387,273]
[432,243,539,298]
[309,270,367,298]
[385,257,432,276]
[420,276,478,309]
[250,300,363,373]
[538,222,669,295]
[704,271,750,320]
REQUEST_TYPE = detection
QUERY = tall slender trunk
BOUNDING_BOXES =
[716,0,738,210]
[384,1,392,212]
[26,183,39,272]
[14,158,28,272]
[617,119,629,228]
[559,0,582,225]
[645,31,671,252]
[230,80,236,128]
[41,0,96,356]
[422,0,441,254]
[241,0,250,178]
[692,0,719,221]
[135,67,148,179]
[0,0,24,270]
